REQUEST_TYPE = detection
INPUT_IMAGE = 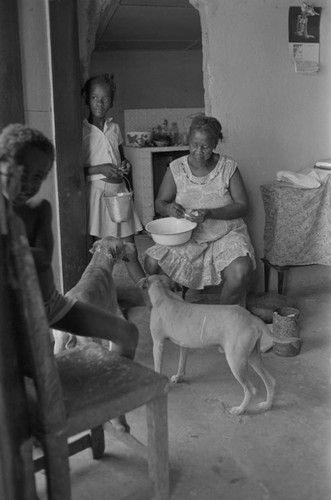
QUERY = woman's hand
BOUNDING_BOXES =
[184,208,208,223]
[167,201,186,219]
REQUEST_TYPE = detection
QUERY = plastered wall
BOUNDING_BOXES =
[18,0,62,290]
[195,0,331,289]
[80,0,331,291]
[89,50,204,134]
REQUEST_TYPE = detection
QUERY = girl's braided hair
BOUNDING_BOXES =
[0,123,54,164]
[189,115,223,144]
[81,73,116,105]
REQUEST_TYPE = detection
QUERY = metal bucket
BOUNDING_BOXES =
[103,175,133,223]
[103,191,132,222]
[273,306,301,357]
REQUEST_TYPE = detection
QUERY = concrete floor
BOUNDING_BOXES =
[37,233,331,500]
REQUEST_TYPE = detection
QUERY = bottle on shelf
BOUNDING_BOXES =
[161,119,169,138]
[169,122,179,146]
[182,131,188,145]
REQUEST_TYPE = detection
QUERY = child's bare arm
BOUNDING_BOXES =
[85,163,122,181]
[118,144,131,175]
[54,302,139,360]
[31,200,54,271]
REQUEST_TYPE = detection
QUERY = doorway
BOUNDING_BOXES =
[85,0,204,137]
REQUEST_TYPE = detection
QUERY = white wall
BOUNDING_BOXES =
[197,0,331,290]
[18,0,62,290]
[90,50,204,134]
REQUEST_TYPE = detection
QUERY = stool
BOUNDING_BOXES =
[261,258,290,295]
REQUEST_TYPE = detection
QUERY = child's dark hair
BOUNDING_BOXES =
[189,115,223,144]
[81,73,116,105]
[0,123,54,164]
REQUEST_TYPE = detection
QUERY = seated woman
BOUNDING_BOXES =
[143,115,256,305]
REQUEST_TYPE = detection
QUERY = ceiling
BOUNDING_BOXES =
[95,0,202,52]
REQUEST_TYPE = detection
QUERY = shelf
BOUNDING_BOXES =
[125,145,189,153]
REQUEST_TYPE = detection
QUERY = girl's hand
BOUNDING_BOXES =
[119,159,131,175]
[167,201,186,219]
[102,163,121,180]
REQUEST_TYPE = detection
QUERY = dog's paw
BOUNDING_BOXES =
[229,405,245,416]
[170,374,184,384]
[110,415,130,433]
[256,401,272,412]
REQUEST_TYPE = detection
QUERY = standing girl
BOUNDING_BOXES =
[81,73,145,284]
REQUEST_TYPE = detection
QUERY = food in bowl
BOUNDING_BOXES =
[145,217,197,246]
[126,131,152,147]
[183,209,199,221]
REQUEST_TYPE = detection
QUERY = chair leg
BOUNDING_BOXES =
[43,432,71,500]
[262,259,270,292]
[91,426,105,459]
[278,271,285,295]
[146,394,169,500]
[20,437,39,500]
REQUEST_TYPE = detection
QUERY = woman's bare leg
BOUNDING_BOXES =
[143,254,165,275]
[121,235,146,283]
[220,256,253,306]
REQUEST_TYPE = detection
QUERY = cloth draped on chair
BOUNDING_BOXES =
[260,176,331,267]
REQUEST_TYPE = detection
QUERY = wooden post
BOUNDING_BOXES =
[48,0,88,291]
[0,0,24,127]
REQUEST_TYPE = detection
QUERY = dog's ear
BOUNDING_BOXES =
[167,277,178,292]
[89,237,122,259]
[156,275,177,292]
[89,239,100,255]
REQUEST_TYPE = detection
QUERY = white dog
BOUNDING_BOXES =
[142,275,299,415]
[53,237,134,354]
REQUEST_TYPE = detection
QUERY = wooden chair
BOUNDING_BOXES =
[6,207,170,500]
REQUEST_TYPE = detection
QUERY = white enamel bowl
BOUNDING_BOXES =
[145,217,197,246]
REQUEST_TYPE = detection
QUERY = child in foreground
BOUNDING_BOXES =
[0,123,138,362]
[82,73,145,285]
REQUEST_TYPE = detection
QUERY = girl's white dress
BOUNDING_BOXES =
[144,155,256,289]
[83,117,143,238]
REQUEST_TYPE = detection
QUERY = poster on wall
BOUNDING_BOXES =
[288,3,321,74]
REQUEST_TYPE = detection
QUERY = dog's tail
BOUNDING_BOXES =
[256,316,301,344]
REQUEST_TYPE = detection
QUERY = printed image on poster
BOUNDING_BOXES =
[288,4,321,74]
[289,4,321,42]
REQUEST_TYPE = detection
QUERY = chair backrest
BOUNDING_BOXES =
[6,203,68,436]
[0,194,36,500]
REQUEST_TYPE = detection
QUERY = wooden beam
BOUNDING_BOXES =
[0,0,24,128]
[96,0,121,44]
